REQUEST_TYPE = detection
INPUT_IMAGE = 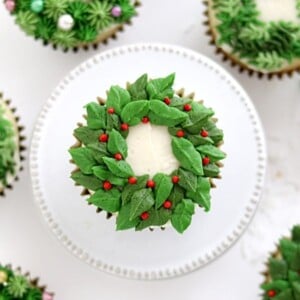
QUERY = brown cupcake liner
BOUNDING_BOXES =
[0,94,26,197]
[0,262,54,297]
[41,1,141,53]
[70,88,224,230]
[203,0,300,79]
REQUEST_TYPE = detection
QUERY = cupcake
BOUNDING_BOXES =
[69,73,226,233]
[0,95,25,196]
[0,263,54,299]
[4,0,139,51]
[261,225,300,299]
[205,0,300,77]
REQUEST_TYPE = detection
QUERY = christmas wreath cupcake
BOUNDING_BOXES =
[0,95,25,197]
[4,0,139,51]
[205,0,300,77]
[261,225,300,299]
[0,263,53,299]
[69,73,226,233]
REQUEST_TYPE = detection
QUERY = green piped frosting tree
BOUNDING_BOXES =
[262,225,300,300]
[5,0,137,49]
[69,73,226,233]
[0,264,49,300]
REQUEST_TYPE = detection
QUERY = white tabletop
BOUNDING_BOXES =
[0,0,299,299]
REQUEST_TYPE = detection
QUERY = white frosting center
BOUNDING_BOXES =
[126,124,179,177]
[255,0,299,23]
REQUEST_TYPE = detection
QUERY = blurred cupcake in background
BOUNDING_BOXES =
[4,0,140,51]
[0,262,54,299]
[205,0,300,78]
[0,93,25,197]
[261,225,300,299]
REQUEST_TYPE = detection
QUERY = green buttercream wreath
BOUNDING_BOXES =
[261,225,300,300]
[0,264,44,300]
[5,0,137,49]
[69,73,226,233]
[0,103,16,189]
[211,0,300,72]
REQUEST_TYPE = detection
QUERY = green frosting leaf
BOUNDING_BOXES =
[106,86,131,114]
[116,203,139,230]
[146,73,175,100]
[69,147,97,174]
[86,102,106,129]
[197,144,226,162]
[103,157,134,178]
[182,104,214,134]
[171,199,195,233]
[186,177,211,211]
[149,100,188,126]
[136,207,171,231]
[169,185,185,206]
[121,100,149,126]
[178,168,197,193]
[171,137,203,175]
[292,225,300,243]
[92,166,125,186]
[87,142,108,164]
[87,188,121,212]
[129,188,155,220]
[74,127,102,145]
[121,175,149,205]
[71,170,102,191]
[107,129,128,157]
[127,74,148,100]
[152,173,173,208]
[203,164,220,178]
[269,258,288,280]
[106,113,121,131]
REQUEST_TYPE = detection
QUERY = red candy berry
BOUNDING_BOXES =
[172,176,180,184]
[103,181,112,190]
[184,104,192,111]
[142,117,149,124]
[202,157,210,166]
[176,130,185,138]
[164,97,171,105]
[128,177,137,184]
[147,180,155,188]
[201,129,209,137]
[121,123,129,131]
[99,133,108,142]
[267,290,276,298]
[114,153,122,161]
[163,200,172,209]
[140,212,149,220]
[107,107,115,114]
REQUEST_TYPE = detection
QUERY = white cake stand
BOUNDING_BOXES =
[30,43,267,280]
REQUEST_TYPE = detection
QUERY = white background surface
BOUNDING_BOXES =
[0,0,299,299]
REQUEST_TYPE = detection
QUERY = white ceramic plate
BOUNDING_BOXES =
[30,43,266,280]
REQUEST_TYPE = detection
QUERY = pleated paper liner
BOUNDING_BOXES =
[0,262,54,299]
[70,88,224,231]
[40,1,141,53]
[0,94,26,197]
[203,0,300,79]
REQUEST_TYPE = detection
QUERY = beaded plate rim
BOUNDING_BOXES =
[29,43,267,280]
